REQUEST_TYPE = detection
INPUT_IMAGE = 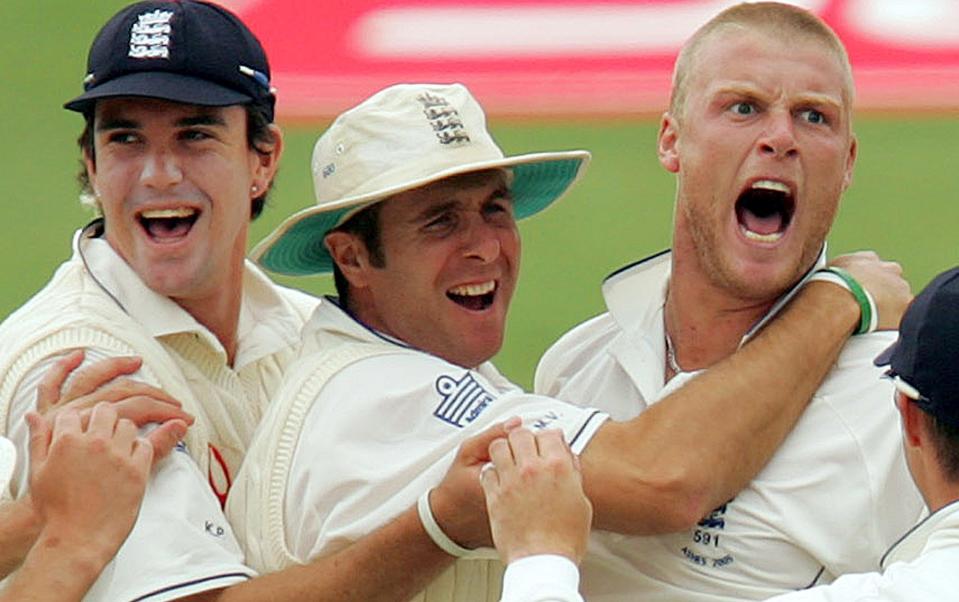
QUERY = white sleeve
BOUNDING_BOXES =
[5,351,254,601]
[500,555,584,602]
[285,353,607,562]
[82,444,255,601]
[6,348,157,497]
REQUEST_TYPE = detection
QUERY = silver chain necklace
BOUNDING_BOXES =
[664,328,683,374]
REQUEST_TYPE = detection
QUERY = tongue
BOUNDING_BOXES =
[741,210,783,236]
[449,293,489,311]
[145,218,192,240]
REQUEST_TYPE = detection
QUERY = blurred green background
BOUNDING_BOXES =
[2,1,957,389]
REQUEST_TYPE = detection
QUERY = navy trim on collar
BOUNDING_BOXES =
[324,296,414,350]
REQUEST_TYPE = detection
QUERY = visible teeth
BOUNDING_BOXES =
[449,281,495,296]
[751,180,790,194]
[140,208,196,219]
[742,227,784,243]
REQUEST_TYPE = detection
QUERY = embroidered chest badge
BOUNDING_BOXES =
[434,371,495,427]
[129,9,174,59]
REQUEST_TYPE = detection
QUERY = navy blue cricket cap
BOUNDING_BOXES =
[64,0,275,121]
[875,266,959,429]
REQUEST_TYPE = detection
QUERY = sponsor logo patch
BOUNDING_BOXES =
[434,371,495,427]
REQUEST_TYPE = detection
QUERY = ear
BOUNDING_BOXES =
[898,393,924,449]
[325,231,373,288]
[841,134,858,191]
[658,112,680,174]
[250,124,284,197]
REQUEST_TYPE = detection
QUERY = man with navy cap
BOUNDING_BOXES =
[0,1,307,598]
[0,3,596,601]
[0,2,477,601]
[763,267,959,601]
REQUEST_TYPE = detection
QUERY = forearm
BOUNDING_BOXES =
[0,528,111,602]
[0,497,40,578]
[209,506,454,602]
[584,281,858,533]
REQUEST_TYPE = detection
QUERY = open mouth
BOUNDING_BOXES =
[735,180,795,243]
[447,280,496,311]
[138,208,200,241]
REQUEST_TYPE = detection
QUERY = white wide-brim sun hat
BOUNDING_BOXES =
[252,83,591,275]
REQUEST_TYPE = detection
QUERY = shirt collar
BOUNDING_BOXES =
[74,225,304,369]
[602,246,828,349]
[881,499,959,568]
[305,297,512,386]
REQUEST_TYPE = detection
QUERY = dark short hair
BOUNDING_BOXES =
[925,409,959,482]
[76,102,276,219]
[329,202,385,307]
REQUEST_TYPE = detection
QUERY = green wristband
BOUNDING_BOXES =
[823,266,872,335]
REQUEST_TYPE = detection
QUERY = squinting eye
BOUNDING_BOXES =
[425,214,455,231]
[107,132,139,144]
[181,130,211,141]
[730,102,756,116]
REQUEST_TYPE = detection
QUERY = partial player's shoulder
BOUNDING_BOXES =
[535,311,620,397]
[270,282,322,324]
[813,330,897,399]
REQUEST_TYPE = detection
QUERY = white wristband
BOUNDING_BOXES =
[417,489,474,557]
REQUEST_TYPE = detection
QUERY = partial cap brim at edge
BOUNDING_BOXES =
[64,71,270,119]
[252,151,590,276]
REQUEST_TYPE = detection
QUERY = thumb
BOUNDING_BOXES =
[145,419,188,463]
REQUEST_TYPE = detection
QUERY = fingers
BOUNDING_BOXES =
[86,402,120,438]
[35,350,85,414]
[535,429,574,466]
[479,461,499,492]
[76,396,193,431]
[68,379,183,410]
[26,411,53,467]
[506,428,538,463]
[113,415,139,455]
[132,438,155,473]
[145,419,188,462]
[60,356,143,402]
[458,417,520,463]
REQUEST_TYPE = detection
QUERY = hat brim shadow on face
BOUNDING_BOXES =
[64,71,257,114]
[252,151,591,276]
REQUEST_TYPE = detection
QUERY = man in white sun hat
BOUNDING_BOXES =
[226,81,912,601]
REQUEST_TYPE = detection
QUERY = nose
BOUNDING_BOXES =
[462,218,502,263]
[758,111,798,159]
[140,147,183,189]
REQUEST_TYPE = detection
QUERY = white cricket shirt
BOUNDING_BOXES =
[767,500,959,601]
[0,234,318,600]
[535,252,924,601]
[228,298,608,601]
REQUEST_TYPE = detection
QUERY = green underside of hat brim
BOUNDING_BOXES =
[256,156,586,276]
